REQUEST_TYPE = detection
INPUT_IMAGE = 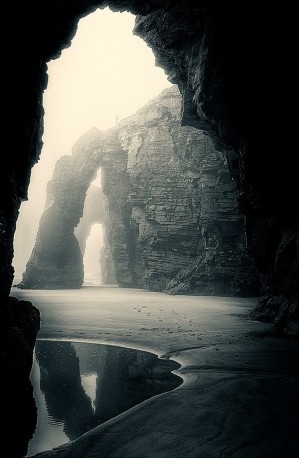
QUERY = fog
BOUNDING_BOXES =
[83,224,104,286]
[13,7,171,282]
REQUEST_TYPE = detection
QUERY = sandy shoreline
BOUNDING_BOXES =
[12,286,299,457]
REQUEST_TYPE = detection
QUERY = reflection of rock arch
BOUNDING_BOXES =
[35,340,181,443]
[36,341,94,441]
[19,88,259,295]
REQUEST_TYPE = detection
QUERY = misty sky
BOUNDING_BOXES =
[13,7,172,280]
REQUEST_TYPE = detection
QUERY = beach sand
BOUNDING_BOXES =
[11,286,299,457]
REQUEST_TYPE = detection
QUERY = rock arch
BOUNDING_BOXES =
[1,3,298,456]
[18,128,103,288]
[3,0,296,336]
[19,87,259,296]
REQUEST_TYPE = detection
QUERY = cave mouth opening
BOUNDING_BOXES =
[12,7,171,289]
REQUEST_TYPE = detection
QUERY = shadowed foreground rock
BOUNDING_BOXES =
[1,297,40,458]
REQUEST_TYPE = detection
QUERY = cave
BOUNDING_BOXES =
[1,2,298,457]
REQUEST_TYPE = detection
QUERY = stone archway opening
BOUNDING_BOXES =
[13,6,172,288]
[12,4,260,299]
[83,223,104,286]
[74,168,106,286]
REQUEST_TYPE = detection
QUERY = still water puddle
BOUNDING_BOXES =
[27,340,182,456]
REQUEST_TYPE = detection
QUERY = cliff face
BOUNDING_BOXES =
[117,87,259,295]
[131,2,298,336]
[20,87,259,296]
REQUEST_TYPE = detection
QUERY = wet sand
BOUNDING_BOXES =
[12,286,299,457]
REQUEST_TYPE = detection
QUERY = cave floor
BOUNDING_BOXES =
[12,285,299,458]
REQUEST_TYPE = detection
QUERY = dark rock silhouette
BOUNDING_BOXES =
[1,297,40,458]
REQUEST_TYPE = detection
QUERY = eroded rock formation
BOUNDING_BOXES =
[1,2,298,457]
[0,1,296,334]
[18,130,100,288]
[117,87,259,295]
[131,2,298,336]
[20,87,259,296]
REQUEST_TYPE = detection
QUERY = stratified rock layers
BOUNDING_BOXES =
[20,87,259,296]
[117,88,259,295]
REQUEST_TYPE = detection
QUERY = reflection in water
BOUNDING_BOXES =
[27,340,181,455]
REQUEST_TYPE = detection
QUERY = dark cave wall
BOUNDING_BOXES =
[0,0,297,383]
[1,3,296,456]
[8,0,297,334]
[132,1,298,336]
[8,0,299,335]
[1,297,40,458]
